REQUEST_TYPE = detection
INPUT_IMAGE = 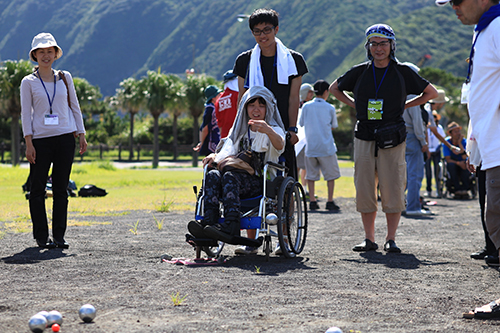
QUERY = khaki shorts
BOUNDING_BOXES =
[305,155,341,181]
[354,138,406,213]
[485,166,500,250]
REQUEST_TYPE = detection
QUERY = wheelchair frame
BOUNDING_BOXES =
[191,163,308,261]
[440,159,477,199]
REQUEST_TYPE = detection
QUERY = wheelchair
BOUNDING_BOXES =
[440,159,477,199]
[186,162,308,261]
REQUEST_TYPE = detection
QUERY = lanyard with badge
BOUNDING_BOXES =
[38,69,59,125]
[461,31,481,104]
[367,62,389,120]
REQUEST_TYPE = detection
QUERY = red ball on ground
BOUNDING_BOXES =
[52,323,60,332]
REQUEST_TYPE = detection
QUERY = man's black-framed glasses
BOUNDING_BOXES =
[450,0,464,6]
[252,26,275,36]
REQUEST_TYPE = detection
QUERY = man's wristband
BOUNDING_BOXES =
[288,126,298,133]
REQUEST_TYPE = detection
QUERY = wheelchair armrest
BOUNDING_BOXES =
[265,161,288,174]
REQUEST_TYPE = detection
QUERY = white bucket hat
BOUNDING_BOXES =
[29,33,63,62]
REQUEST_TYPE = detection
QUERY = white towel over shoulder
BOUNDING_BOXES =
[248,38,298,87]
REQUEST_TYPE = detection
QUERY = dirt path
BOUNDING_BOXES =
[0,196,498,332]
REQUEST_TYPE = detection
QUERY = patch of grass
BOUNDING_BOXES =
[75,211,130,217]
[129,219,139,235]
[152,214,164,230]
[67,220,113,227]
[0,162,355,233]
[155,197,175,213]
[170,292,187,306]
[254,266,261,274]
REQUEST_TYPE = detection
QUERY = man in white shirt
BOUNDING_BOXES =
[299,80,341,211]
[437,0,500,318]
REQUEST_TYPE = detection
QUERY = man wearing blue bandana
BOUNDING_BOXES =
[436,0,500,320]
[330,24,438,254]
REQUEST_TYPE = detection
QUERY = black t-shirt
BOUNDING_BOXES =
[337,60,429,139]
[233,49,308,128]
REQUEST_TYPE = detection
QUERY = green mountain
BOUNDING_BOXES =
[0,0,473,97]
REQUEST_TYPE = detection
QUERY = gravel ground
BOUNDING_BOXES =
[1,195,499,333]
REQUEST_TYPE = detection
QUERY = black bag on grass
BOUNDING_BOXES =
[78,184,107,197]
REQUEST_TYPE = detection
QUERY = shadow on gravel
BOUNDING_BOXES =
[1,247,75,264]
[221,255,314,276]
[343,251,451,270]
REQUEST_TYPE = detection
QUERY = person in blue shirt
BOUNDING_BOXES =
[442,122,470,198]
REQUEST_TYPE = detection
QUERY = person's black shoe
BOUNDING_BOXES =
[384,240,401,253]
[54,239,69,249]
[204,221,240,243]
[309,201,319,210]
[485,255,500,267]
[326,201,340,211]
[471,248,493,260]
[36,238,56,249]
[352,239,378,252]
[188,220,207,238]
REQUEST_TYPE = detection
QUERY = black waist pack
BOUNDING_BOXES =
[78,184,107,197]
[373,121,406,149]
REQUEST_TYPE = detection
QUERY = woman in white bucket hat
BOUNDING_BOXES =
[20,32,87,249]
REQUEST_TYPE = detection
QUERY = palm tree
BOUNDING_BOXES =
[165,75,186,161]
[184,74,219,167]
[0,60,34,166]
[116,77,144,160]
[141,68,173,168]
[72,77,103,119]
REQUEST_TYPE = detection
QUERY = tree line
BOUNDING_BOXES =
[1,60,468,169]
[0,60,219,168]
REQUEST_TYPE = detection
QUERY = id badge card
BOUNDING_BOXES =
[461,82,470,104]
[367,99,383,120]
[44,114,59,125]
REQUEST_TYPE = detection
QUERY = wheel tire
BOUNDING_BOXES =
[264,235,271,262]
[285,181,308,255]
[277,177,296,258]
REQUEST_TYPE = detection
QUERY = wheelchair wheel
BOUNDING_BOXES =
[285,181,308,255]
[202,242,225,258]
[276,176,296,258]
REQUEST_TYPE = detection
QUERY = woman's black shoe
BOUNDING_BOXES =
[36,238,56,249]
[485,255,500,267]
[54,239,70,249]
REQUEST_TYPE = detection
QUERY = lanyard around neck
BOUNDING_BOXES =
[372,61,390,99]
[37,69,57,114]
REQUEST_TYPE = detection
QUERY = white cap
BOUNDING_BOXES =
[435,0,451,6]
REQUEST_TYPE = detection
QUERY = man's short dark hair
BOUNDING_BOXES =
[249,8,279,31]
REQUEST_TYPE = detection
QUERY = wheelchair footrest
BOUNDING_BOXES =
[185,234,218,247]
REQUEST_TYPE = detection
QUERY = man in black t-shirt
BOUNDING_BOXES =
[330,24,438,254]
[232,8,308,256]
[233,8,308,181]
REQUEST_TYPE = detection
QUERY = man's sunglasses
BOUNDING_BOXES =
[450,0,463,6]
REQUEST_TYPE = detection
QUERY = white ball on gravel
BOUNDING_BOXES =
[28,314,47,333]
[46,310,63,326]
[325,327,343,333]
[79,304,96,323]
[35,311,49,318]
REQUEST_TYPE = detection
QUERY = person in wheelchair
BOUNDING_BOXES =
[443,122,471,198]
[188,86,286,244]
